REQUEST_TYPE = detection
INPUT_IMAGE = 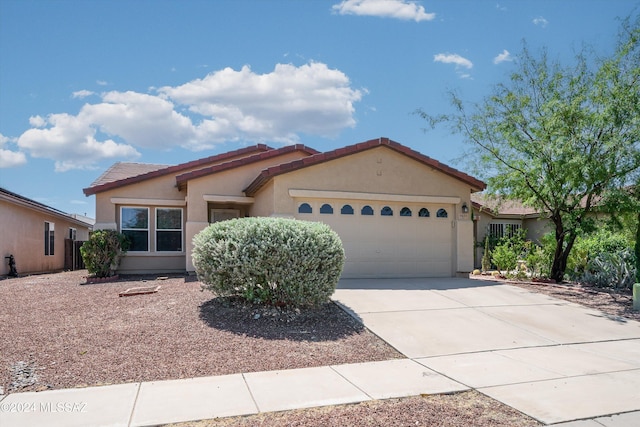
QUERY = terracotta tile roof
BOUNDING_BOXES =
[83,144,272,196]
[175,144,320,189]
[244,137,486,196]
[471,193,540,217]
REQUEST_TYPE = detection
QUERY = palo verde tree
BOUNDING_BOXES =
[419,16,640,282]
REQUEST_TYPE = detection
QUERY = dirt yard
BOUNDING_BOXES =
[0,270,401,394]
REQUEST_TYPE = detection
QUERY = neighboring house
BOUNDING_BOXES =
[1,187,93,277]
[83,137,486,278]
[471,193,551,268]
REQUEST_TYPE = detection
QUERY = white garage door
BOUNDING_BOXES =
[295,201,454,278]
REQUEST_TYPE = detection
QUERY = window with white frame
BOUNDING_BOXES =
[44,221,55,256]
[156,208,183,252]
[488,223,521,239]
[121,207,149,251]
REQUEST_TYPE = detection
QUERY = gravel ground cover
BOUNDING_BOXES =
[170,391,541,427]
[2,270,637,426]
[0,270,401,394]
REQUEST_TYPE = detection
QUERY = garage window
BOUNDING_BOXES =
[341,204,354,215]
[361,205,374,216]
[437,208,448,218]
[320,204,333,214]
[298,203,312,214]
[400,207,412,217]
[419,208,430,217]
[381,206,393,216]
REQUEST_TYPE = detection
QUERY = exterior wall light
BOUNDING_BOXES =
[461,203,469,214]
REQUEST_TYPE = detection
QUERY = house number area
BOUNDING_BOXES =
[0,401,87,413]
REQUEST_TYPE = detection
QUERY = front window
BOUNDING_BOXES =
[156,208,183,252]
[44,222,55,255]
[121,207,149,251]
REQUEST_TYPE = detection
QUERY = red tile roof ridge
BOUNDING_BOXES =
[244,137,486,196]
[175,144,320,189]
[83,144,272,196]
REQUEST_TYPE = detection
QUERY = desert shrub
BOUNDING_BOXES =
[80,229,129,278]
[566,229,631,278]
[525,243,551,278]
[192,217,345,308]
[481,237,492,272]
[492,242,518,275]
[580,248,637,290]
[491,229,527,276]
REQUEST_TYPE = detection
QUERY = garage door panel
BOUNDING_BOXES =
[296,203,453,278]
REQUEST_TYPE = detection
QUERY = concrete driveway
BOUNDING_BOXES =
[333,278,640,425]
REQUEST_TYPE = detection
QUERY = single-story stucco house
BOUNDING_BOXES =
[83,137,487,278]
[1,187,93,277]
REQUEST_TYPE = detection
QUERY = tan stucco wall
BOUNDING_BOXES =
[270,147,473,216]
[183,151,309,272]
[523,217,552,243]
[265,147,475,275]
[1,200,91,276]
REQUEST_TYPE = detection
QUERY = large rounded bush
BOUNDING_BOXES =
[192,217,345,307]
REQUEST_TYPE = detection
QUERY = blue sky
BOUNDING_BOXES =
[0,0,637,219]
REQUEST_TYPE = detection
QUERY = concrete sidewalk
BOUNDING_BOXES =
[2,277,640,426]
[0,358,467,427]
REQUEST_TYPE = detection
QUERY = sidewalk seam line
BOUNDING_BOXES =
[329,365,374,401]
[241,373,261,414]
[127,382,143,427]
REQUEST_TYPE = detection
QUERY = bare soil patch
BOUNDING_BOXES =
[0,270,401,394]
[170,391,541,427]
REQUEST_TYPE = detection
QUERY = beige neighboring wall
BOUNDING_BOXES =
[1,197,91,276]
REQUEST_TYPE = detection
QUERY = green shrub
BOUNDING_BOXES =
[481,237,492,272]
[525,242,551,278]
[567,229,631,278]
[192,217,345,308]
[492,242,519,275]
[580,248,637,290]
[80,229,129,278]
[491,229,527,276]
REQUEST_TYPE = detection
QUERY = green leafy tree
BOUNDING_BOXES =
[418,16,640,282]
[80,230,129,278]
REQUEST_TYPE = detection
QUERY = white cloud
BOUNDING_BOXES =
[496,3,507,12]
[332,0,435,22]
[83,91,200,149]
[96,80,108,86]
[18,111,141,172]
[533,16,548,27]
[14,62,363,170]
[29,115,47,127]
[72,90,94,99]
[434,53,473,69]
[0,133,27,168]
[159,62,363,146]
[493,49,513,64]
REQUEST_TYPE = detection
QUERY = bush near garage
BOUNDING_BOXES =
[192,217,345,308]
